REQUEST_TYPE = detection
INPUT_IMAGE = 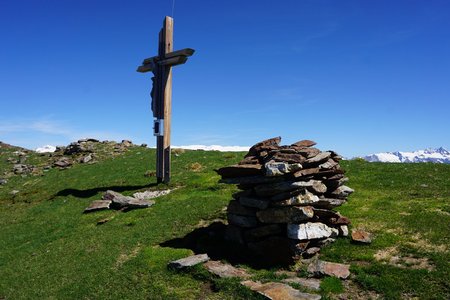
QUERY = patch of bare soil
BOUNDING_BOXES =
[115,244,141,268]
[374,247,435,271]
[407,233,448,254]
[332,280,381,300]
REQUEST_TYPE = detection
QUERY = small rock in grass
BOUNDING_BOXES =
[79,154,93,164]
[53,157,72,168]
[339,225,349,237]
[203,260,250,278]
[168,254,210,270]
[10,190,19,196]
[307,260,350,279]
[351,229,372,244]
[241,280,321,300]
[121,140,133,147]
[304,247,321,257]
[0,178,7,185]
[282,277,321,291]
[84,200,112,213]
[330,185,354,198]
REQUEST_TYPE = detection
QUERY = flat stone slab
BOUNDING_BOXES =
[254,180,327,197]
[227,200,257,216]
[304,151,331,166]
[309,198,346,209]
[292,167,320,178]
[241,280,321,300]
[244,224,283,242]
[168,254,210,270]
[227,213,258,228]
[239,196,270,210]
[133,189,171,200]
[291,140,317,148]
[318,159,338,170]
[103,190,136,207]
[307,260,350,279]
[103,190,154,210]
[287,222,338,240]
[257,206,314,223]
[294,147,321,159]
[271,190,319,207]
[265,162,302,177]
[312,209,350,225]
[53,157,72,168]
[203,260,250,278]
[282,277,321,291]
[267,153,306,164]
[247,136,282,156]
[351,229,372,244]
[124,198,155,210]
[330,185,354,199]
[84,200,112,213]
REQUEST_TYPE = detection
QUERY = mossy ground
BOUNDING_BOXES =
[0,146,449,299]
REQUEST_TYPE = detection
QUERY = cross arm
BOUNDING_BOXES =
[137,48,195,73]
[142,48,194,65]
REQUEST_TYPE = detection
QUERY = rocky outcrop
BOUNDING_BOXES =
[217,137,354,263]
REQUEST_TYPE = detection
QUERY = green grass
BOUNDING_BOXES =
[0,146,449,299]
[320,277,344,294]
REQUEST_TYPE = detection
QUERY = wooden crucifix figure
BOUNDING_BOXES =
[137,16,194,184]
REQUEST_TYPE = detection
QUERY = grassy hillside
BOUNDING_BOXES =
[0,145,449,299]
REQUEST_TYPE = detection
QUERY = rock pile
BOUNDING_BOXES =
[216,137,354,263]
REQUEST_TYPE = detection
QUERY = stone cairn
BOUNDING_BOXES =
[216,137,354,264]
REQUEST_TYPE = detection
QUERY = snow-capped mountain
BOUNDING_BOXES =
[35,145,57,153]
[363,147,450,164]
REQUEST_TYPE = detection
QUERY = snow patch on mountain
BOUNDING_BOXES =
[363,147,450,164]
[35,145,57,153]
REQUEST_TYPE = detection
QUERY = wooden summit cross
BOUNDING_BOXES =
[137,16,194,184]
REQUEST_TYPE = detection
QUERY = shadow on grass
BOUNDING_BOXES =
[160,222,294,269]
[52,183,159,199]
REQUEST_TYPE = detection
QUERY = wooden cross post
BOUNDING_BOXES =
[137,16,194,184]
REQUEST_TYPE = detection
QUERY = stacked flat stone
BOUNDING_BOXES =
[216,137,354,263]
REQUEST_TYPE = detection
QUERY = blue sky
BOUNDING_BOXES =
[1,0,449,157]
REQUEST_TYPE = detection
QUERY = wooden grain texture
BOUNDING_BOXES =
[162,16,173,183]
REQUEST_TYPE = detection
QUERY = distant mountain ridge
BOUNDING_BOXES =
[363,147,450,164]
